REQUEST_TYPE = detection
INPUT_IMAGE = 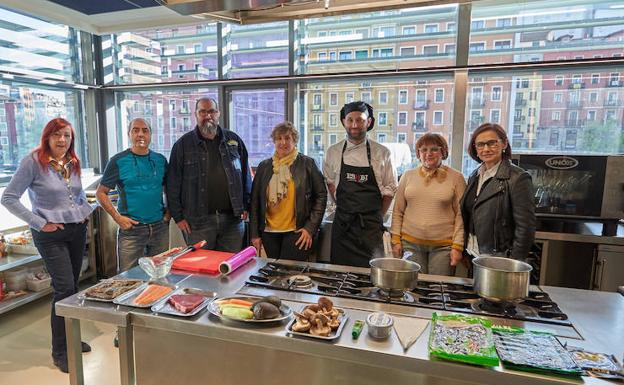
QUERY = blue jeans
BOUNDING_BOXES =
[402,241,455,276]
[184,213,244,252]
[31,222,87,360]
[117,221,170,272]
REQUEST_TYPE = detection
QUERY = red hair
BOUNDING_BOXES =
[34,118,81,175]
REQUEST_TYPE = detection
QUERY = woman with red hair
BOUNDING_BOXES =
[1,118,93,373]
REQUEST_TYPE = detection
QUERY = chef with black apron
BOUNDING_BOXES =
[324,101,397,267]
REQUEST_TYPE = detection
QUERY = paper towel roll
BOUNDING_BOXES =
[219,246,257,275]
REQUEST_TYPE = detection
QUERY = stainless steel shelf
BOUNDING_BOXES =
[0,287,53,315]
[0,254,42,272]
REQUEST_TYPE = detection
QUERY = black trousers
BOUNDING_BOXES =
[261,231,312,261]
[31,223,87,359]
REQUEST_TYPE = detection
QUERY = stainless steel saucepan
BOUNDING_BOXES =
[472,256,532,302]
[370,258,421,291]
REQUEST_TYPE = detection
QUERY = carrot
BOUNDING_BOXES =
[133,284,173,305]
[216,298,253,307]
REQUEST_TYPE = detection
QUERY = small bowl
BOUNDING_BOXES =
[366,312,394,339]
[138,256,173,280]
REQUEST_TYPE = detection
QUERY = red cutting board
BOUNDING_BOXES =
[172,249,234,274]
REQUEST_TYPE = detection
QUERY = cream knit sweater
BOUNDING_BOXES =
[390,165,466,250]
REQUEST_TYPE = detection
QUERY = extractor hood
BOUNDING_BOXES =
[162,0,456,24]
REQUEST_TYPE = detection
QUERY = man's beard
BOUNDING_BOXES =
[199,120,217,137]
[347,128,366,143]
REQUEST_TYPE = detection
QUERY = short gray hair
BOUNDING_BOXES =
[127,118,151,133]
[195,97,219,111]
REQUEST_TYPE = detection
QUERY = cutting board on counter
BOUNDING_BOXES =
[172,249,234,274]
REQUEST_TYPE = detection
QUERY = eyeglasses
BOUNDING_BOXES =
[418,147,441,154]
[475,139,501,149]
[197,109,219,115]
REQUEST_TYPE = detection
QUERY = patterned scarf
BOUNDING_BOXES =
[49,156,73,181]
[418,164,447,185]
[267,149,298,206]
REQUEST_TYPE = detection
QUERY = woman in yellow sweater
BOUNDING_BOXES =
[390,133,466,275]
[249,122,327,260]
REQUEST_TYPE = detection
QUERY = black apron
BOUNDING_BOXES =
[331,141,385,267]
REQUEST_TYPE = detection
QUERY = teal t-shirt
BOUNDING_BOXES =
[100,149,167,224]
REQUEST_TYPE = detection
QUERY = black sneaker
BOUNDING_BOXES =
[81,341,92,353]
[53,356,68,373]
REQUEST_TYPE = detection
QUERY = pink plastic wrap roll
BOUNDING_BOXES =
[218,246,257,275]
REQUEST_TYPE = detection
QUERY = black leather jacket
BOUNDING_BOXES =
[460,160,536,260]
[250,154,328,239]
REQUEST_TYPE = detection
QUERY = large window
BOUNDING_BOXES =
[462,67,624,174]
[469,0,624,65]
[116,88,218,159]
[103,24,218,84]
[295,5,458,75]
[298,75,455,171]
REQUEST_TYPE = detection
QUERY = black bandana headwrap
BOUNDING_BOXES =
[340,101,375,131]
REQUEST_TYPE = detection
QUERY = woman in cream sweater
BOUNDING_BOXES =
[390,133,466,275]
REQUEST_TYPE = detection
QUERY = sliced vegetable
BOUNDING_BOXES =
[133,284,173,305]
[215,298,254,307]
[221,307,254,320]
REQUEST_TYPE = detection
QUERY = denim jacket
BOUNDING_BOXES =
[166,126,252,224]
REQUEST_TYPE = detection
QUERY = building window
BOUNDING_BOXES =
[552,111,561,121]
[415,111,426,124]
[170,100,176,111]
[554,93,562,103]
[400,47,415,57]
[494,40,511,50]
[447,22,456,32]
[434,89,444,103]
[329,113,337,127]
[490,109,500,123]
[471,20,485,30]
[355,50,368,59]
[170,117,177,129]
[591,73,600,84]
[433,111,443,125]
[378,112,388,126]
[423,45,439,55]
[555,76,564,86]
[361,92,372,103]
[345,92,354,103]
[398,90,408,104]
[491,86,502,101]
[318,52,327,61]
[176,45,185,54]
[589,92,598,103]
[402,26,415,35]
[424,24,439,33]
[339,51,353,60]
[329,93,338,106]
[469,42,485,52]
[496,18,512,27]
[587,110,596,121]
[444,44,456,54]
[398,111,407,125]
[377,133,387,143]
[379,91,388,105]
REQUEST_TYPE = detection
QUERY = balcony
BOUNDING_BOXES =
[568,82,585,90]
[311,125,324,131]
[179,107,190,114]
[566,100,583,109]
[412,121,427,132]
[514,115,526,122]
[311,104,324,111]
[607,80,622,87]
[413,100,429,109]
[515,98,527,107]
[310,144,324,152]
[469,99,485,108]
[564,119,585,128]
[604,99,621,107]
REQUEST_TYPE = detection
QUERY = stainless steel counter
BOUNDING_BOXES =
[56,258,624,385]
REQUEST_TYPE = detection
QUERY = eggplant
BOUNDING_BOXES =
[262,295,282,308]
[252,301,281,320]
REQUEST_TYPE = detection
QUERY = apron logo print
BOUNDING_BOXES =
[346,172,368,183]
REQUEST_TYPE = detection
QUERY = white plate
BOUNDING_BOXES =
[208,295,292,323]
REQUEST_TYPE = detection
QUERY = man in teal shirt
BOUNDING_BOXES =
[96,118,169,271]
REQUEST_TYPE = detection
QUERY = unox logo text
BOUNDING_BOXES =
[545,156,579,170]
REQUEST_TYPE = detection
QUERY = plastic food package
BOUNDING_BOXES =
[567,346,623,379]
[428,313,499,367]
[493,326,582,376]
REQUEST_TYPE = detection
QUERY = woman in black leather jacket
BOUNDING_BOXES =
[250,121,327,260]
[460,123,536,261]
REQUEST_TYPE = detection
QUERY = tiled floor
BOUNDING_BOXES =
[0,295,120,385]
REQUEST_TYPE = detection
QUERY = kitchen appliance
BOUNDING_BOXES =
[369,258,420,291]
[242,262,572,326]
[472,257,532,302]
[514,154,624,234]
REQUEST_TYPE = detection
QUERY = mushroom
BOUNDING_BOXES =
[318,297,333,312]
[302,308,317,320]
[309,313,331,336]
[328,317,341,330]
[323,308,340,319]
[305,303,320,312]
[292,312,311,332]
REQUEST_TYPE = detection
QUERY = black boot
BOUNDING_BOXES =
[53,355,68,373]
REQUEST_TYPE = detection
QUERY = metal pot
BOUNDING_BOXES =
[472,257,532,302]
[370,258,420,291]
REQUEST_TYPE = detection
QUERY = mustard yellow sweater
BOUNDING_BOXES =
[390,166,466,250]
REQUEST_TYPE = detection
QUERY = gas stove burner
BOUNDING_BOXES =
[472,299,517,315]
[378,288,406,298]
[287,274,314,289]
